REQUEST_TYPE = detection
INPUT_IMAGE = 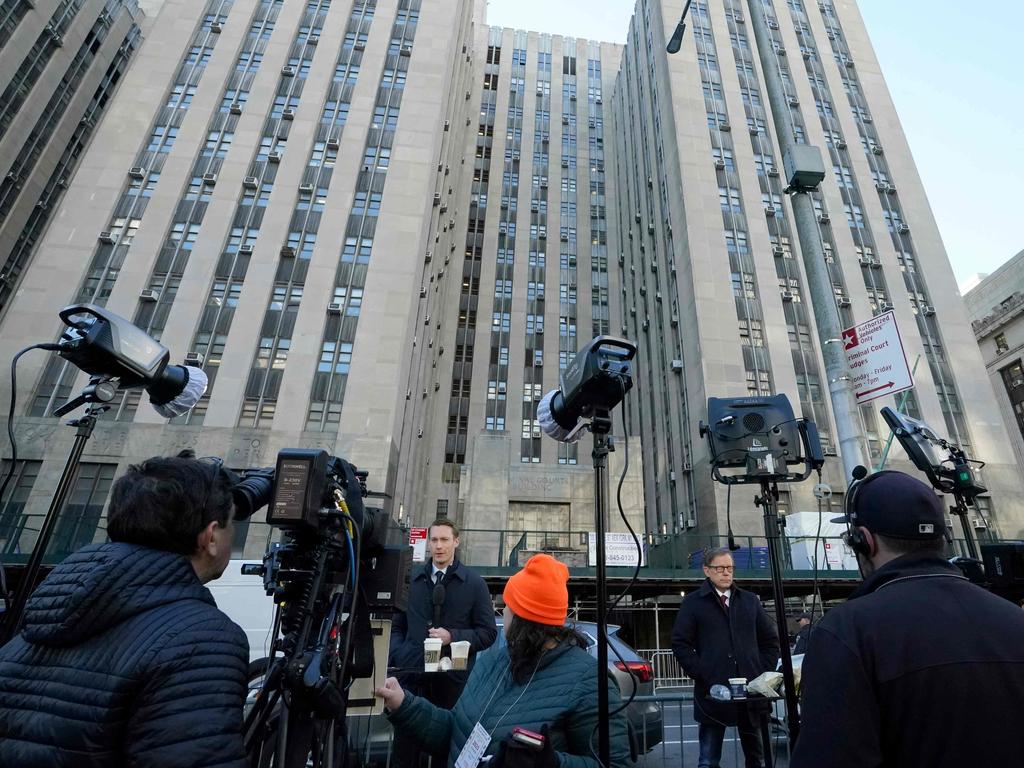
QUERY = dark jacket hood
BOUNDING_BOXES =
[21,541,214,648]
[849,552,963,600]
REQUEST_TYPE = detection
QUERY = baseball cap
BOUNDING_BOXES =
[833,470,946,539]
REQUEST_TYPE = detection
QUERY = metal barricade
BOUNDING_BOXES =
[636,648,691,692]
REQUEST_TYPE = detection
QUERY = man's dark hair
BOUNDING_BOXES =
[506,615,587,684]
[430,517,460,538]
[107,450,234,556]
[704,546,733,566]
[875,533,946,556]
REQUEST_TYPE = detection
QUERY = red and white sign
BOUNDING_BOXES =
[842,310,913,404]
[409,527,428,563]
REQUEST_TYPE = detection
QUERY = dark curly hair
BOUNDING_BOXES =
[107,450,235,556]
[506,614,588,684]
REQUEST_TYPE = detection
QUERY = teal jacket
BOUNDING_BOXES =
[387,640,631,768]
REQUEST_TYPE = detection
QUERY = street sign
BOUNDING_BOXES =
[409,527,428,562]
[587,532,646,567]
[842,310,913,404]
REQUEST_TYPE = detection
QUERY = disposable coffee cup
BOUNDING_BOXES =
[424,637,442,672]
[450,640,471,670]
[728,677,748,700]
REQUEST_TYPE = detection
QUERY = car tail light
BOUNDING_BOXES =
[613,661,653,683]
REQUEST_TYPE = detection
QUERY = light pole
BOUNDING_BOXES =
[742,0,868,480]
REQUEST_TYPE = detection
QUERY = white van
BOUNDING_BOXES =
[207,560,276,662]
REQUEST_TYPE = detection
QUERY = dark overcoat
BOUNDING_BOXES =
[389,558,497,706]
[791,554,1024,767]
[671,579,779,726]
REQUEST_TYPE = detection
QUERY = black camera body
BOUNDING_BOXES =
[234,448,409,613]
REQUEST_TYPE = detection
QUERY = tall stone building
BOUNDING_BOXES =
[610,0,1022,536]
[0,0,143,313]
[963,250,1024,476]
[0,0,487,559]
[417,29,645,566]
[1,0,1020,567]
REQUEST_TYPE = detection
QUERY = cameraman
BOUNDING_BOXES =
[791,471,1024,767]
[0,451,250,767]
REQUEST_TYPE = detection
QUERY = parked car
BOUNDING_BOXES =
[249,618,663,765]
[569,621,664,755]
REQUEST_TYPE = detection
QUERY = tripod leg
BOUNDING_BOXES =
[759,712,774,768]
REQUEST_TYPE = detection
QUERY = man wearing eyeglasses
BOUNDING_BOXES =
[672,547,779,768]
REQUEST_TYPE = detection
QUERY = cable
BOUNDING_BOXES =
[585,385,642,765]
[726,482,738,551]
[0,343,61,606]
[605,389,642,719]
[805,470,828,650]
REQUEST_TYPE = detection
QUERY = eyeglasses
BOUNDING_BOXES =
[706,565,735,574]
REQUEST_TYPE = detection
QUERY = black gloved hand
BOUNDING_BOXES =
[490,725,558,768]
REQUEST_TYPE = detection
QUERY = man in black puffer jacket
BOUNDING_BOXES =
[0,451,250,767]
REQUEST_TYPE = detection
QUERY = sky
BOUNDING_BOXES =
[484,0,1024,290]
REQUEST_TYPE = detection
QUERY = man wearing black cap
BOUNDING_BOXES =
[791,470,1024,767]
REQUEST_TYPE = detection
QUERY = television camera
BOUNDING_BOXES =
[233,449,410,768]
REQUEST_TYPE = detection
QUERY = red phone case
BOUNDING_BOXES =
[511,727,545,750]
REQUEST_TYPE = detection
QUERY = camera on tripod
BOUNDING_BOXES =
[237,449,409,612]
[233,449,410,768]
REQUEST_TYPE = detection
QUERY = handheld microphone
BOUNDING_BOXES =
[432,582,445,628]
[148,365,208,417]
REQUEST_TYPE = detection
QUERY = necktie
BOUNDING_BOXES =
[719,593,728,611]
[435,570,444,585]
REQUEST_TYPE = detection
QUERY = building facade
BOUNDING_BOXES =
[963,249,1024,475]
[417,28,646,567]
[0,0,485,560]
[0,0,143,314]
[2,0,1021,566]
[609,0,1022,536]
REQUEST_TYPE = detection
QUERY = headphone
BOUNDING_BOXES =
[843,466,890,557]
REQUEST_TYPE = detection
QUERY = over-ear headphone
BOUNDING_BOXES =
[844,466,886,557]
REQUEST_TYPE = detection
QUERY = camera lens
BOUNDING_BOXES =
[232,467,275,520]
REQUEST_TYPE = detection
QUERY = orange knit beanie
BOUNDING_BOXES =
[503,553,569,626]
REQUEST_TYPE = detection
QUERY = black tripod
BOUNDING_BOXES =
[949,492,981,560]
[0,376,117,644]
[245,537,354,768]
[754,480,800,747]
[590,409,614,768]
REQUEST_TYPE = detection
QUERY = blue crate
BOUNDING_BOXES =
[689,546,770,570]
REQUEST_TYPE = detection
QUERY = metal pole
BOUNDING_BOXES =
[745,0,868,480]
[592,421,612,768]
[0,409,98,645]
[951,494,979,560]
[757,481,801,746]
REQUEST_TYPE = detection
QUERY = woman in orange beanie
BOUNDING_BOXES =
[377,554,630,768]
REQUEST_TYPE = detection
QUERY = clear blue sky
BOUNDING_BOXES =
[485,0,1024,288]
